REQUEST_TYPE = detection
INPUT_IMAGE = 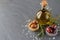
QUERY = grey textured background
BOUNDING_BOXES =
[0,0,60,40]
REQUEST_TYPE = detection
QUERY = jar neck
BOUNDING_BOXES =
[41,6,46,10]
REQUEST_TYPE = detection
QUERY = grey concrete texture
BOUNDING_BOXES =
[0,0,60,40]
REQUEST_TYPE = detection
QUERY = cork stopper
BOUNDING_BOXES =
[40,0,48,7]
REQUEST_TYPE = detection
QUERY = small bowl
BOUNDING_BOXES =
[46,26,58,36]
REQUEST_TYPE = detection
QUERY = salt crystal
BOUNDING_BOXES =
[25,25,27,27]
[32,35,35,38]
[33,38,35,40]
[39,38,41,40]
[49,38,51,40]
[35,37,38,40]
[26,19,31,22]
[29,34,32,37]
[53,37,55,40]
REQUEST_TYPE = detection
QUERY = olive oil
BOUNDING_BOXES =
[36,8,51,25]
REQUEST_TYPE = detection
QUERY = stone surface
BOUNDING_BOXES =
[0,0,60,40]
